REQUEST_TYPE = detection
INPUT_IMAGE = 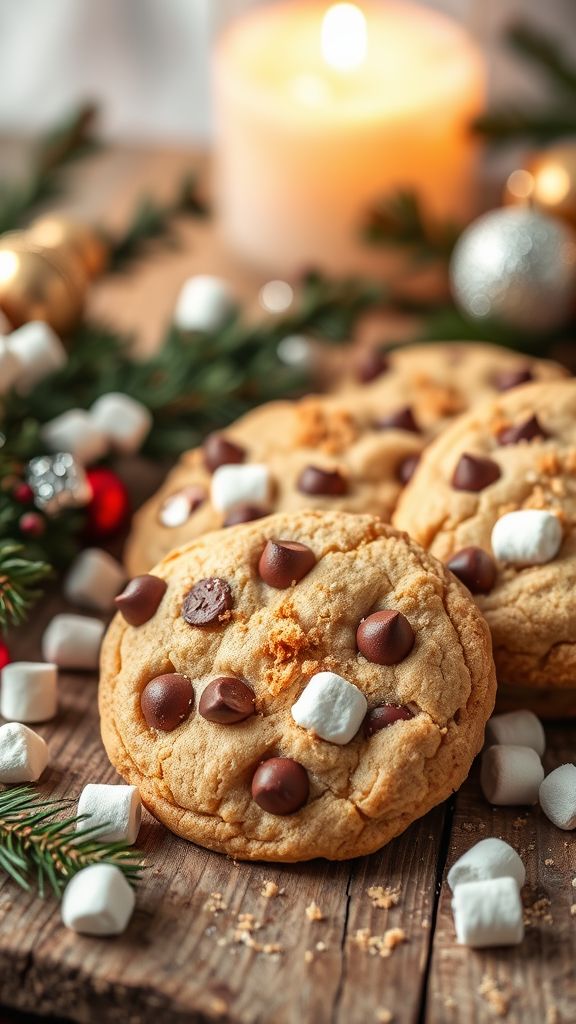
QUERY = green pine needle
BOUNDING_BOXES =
[0,786,144,898]
[0,542,52,632]
[362,189,461,264]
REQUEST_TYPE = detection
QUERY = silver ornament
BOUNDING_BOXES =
[26,452,92,515]
[450,207,576,333]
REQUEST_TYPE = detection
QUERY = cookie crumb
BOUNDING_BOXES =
[512,816,527,829]
[366,885,401,910]
[261,880,279,899]
[375,1009,393,1023]
[524,896,553,927]
[304,950,314,964]
[204,892,228,914]
[315,941,327,952]
[352,927,407,958]
[478,974,511,1017]
[209,997,228,1017]
[546,1006,560,1024]
[545,858,554,866]
[306,901,325,922]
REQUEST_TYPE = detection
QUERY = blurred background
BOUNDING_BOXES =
[0,0,574,143]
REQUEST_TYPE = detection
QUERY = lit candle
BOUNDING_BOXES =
[213,0,486,275]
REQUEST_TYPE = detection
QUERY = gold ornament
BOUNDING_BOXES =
[504,141,576,228]
[29,215,108,280]
[0,232,84,334]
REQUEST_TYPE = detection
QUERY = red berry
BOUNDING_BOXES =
[13,482,34,504]
[19,512,45,537]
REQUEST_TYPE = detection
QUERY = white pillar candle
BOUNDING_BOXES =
[213,0,485,275]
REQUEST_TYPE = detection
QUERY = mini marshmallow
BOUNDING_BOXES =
[291,671,367,745]
[61,863,135,936]
[447,838,526,892]
[211,463,270,513]
[452,876,524,947]
[539,763,576,830]
[0,338,22,395]
[90,392,152,455]
[76,784,141,844]
[173,275,235,333]
[42,613,105,670]
[481,745,544,806]
[64,548,126,613]
[491,509,562,566]
[41,409,109,465]
[0,662,58,723]
[485,710,546,757]
[8,321,67,393]
[0,722,49,782]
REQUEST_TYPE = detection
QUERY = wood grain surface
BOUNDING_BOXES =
[1,144,575,1024]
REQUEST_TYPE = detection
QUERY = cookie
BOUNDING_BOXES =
[394,380,576,691]
[348,342,566,436]
[124,394,422,575]
[100,510,495,861]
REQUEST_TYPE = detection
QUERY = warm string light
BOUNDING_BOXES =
[321,3,367,71]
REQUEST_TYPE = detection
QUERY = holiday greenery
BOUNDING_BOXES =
[0,785,143,897]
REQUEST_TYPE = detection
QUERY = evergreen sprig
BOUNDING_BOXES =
[0,542,52,631]
[0,104,98,234]
[362,189,461,264]
[474,23,576,143]
[0,786,143,897]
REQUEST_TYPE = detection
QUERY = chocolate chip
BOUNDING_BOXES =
[494,367,533,392]
[446,547,497,595]
[251,757,309,815]
[452,453,501,492]
[223,504,269,527]
[297,465,348,496]
[364,704,413,737]
[115,574,167,626]
[375,406,420,433]
[497,414,547,446]
[199,677,255,724]
[141,673,193,731]
[159,486,205,527]
[203,433,246,473]
[397,454,420,485]
[357,610,415,665]
[356,348,389,383]
[258,539,316,589]
[182,578,233,626]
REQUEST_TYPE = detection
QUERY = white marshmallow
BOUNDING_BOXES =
[291,671,367,745]
[539,763,576,830]
[0,338,23,395]
[0,722,49,782]
[0,662,58,723]
[173,275,234,333]
[452,877,524,947]
[447,838,525,892]
[90,393,152,455]
[41,409,109,465]
[8,321,67,393]
[485,710,546,757]
[64,548,126,613]
[481,745,544,806]
[42,613,105,670]
[61,864,135,936]
[491,509,562,566]
[211,463,270,513]
[76,784,141,844]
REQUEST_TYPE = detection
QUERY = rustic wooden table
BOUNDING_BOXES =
[1,144,575,1024]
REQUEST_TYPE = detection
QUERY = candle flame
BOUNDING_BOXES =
[321,3,367,72]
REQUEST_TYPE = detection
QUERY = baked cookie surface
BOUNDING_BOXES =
[394,380,576,690]
[101,510,495,861]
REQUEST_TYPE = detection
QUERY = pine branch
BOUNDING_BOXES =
[362,189,461,263]
[0,786,143,897]
[0,542,52,632]
[0,103,99,234]
[106,171,209,272]
[507,22,576,96]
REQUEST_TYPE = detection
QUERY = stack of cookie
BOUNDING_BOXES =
[97,340,574,860]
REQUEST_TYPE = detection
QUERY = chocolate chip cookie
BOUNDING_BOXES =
[394,380,576,692]
[101,510,495,861]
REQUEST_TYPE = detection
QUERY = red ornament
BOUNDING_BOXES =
[85,467,131,539]
[19,511,45,537]
[0,642,10,670]
[13,482,34,504]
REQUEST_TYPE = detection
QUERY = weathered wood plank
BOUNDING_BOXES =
[426,732,576,1024]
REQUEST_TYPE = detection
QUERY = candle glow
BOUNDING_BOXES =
[321,3,367,72]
